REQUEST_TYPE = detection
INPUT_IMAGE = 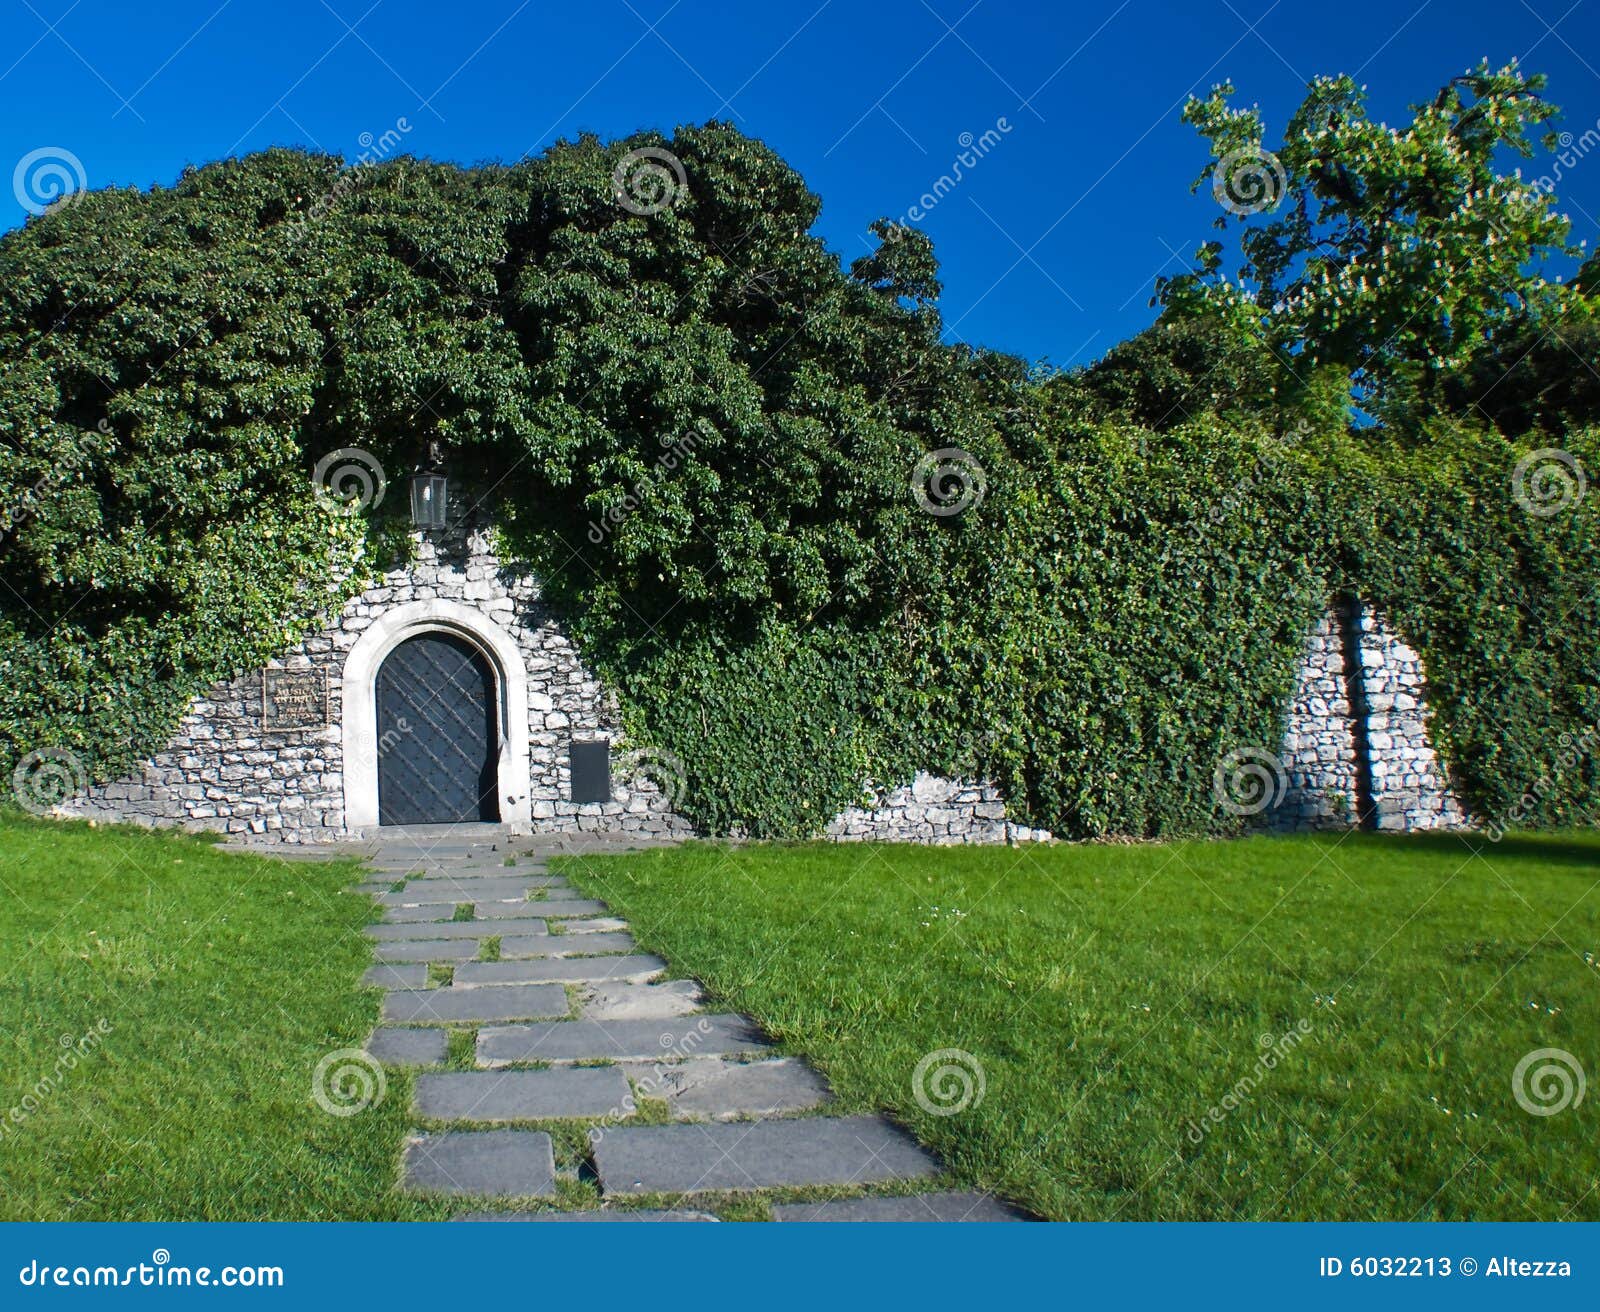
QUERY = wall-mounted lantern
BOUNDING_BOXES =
[410,440,449,530]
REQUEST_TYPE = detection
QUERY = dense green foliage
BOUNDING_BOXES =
[564,833,1600,1220]
[1,70,1596,837]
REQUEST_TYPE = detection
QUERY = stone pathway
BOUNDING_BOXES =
[352,825,1023,1222]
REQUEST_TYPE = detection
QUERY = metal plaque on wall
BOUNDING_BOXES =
[262,668,330,732]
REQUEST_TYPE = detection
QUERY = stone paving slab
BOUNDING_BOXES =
[383,983,570,1024]
[367,1026,449,1065]
[372,939,483,963]
[363,964,428,989]
[454,954,667,987]
[355,880,398,894]
[499,931,637,959]
[382,903,464,924]
[403,1130,555,1197]
[770,1193,1026,1222]
[414,1067,631,1121]
[580,979,705,1021]
[594,1115,939,1196]
[367,918,545,941]
[625,1057,831,1120]
[549,916,629,935]
[470,899,550,920]
[478,1014,772,1066]
[453,1209,718,1222]
[532,898,609,917]
[383,879,539,904]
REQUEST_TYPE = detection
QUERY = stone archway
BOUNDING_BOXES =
[341,599,532,831]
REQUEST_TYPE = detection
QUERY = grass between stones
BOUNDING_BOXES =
[557,831,1600,1222]
[0,812,451,1220]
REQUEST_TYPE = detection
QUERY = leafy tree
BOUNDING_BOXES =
[1161,61,1580,421]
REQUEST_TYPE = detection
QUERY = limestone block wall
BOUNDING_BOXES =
[1272,601,1467,832]
[825,772,1052,845]
[62,504,691,843]
[1274,609,1362,830]
[1355,608,1468,831]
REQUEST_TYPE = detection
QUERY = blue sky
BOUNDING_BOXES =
[2,0,1597,365]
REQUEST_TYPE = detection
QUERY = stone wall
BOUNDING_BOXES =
[62,501,692,843]
[1273,601,1467,832]
[1274,608,1363,830]
[825,772,1052,845]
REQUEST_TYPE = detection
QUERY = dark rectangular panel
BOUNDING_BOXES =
[570,739,611,804]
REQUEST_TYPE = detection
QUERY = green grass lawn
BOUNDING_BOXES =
[560,831,1600,1222]
[0,812,446,1221]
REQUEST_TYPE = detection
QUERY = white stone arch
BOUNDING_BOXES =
[341,599,531,831]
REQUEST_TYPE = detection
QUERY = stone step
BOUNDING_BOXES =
[363,964,428,989]
[472,899,556,920]
[383,903,468,924]
[367,919,545,941]
[406,866,557,879]
[531,899,609,919]
[478,1014,772,1066]
[383,879,547,904]
[367,1027,449,1066]
[355,880,398,894]
[453,1209,718,1222]
[580,980,704,1021]
[549,916,628,935]
[454,955,666,988]
[404,1130,556,1198]
[383,983,570,1025]
[372,940,483,963]
[623,1056,830,1121]
[770,1193,1025,1222]
[414,1067,632,1122]
[594,1115,940,1196]
[499,932,636,959]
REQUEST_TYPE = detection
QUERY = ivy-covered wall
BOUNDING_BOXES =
[1,131,1595,842]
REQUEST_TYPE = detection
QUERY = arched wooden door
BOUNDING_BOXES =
[375,632,498,824]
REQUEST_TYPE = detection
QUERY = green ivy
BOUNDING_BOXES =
[1,129,1595,839]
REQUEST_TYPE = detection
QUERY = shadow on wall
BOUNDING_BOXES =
[1272,598,1468,834]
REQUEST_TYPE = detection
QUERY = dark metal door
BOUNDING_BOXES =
[375,632,498,825]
